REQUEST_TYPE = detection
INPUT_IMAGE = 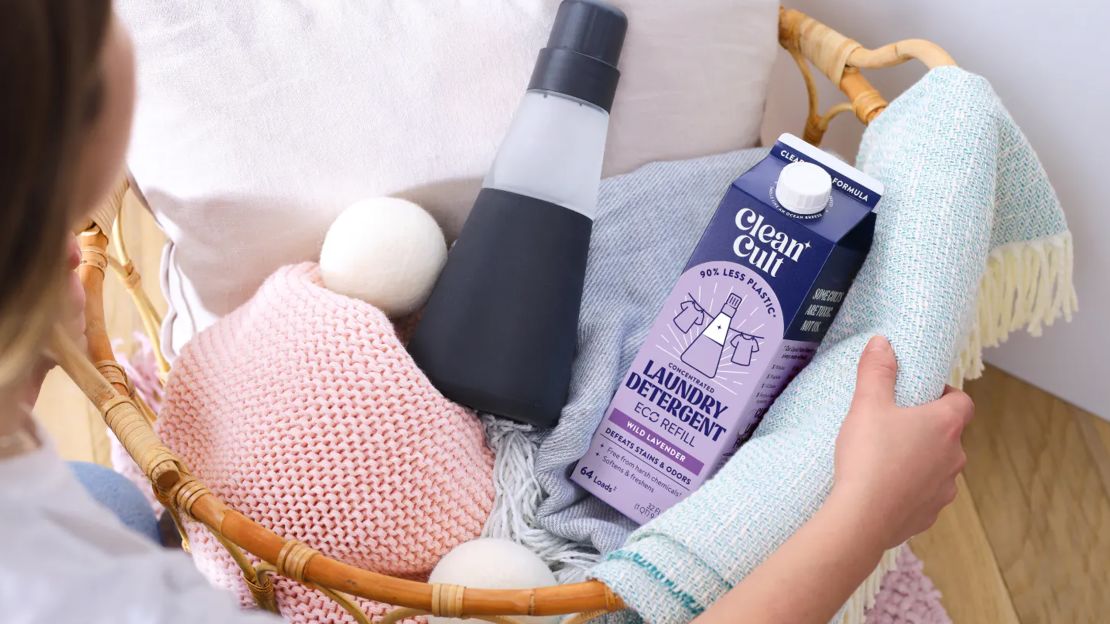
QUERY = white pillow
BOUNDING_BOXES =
[118,1,778,357]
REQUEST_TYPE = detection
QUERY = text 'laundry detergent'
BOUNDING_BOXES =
[571,134,884,524]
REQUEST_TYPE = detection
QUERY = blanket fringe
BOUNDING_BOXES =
[481,416,603,584]
[951,232,1077,385]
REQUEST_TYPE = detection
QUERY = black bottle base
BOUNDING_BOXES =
[408,188,592,428]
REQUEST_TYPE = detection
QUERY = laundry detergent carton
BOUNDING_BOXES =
[571,133,884,524]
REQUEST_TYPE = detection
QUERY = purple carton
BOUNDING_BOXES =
[571,134,884,524]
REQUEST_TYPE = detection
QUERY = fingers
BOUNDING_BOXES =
[66,272,86,334]
[941,480,958,506]
[67,237,81,270]
[852,335,898,409]
[934,388,975,427]
[953,449,968,476]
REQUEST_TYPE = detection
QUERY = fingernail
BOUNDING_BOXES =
[866,335,891,352]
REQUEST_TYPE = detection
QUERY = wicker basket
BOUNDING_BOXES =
[54,7,955,623]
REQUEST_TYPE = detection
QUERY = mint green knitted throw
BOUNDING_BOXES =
[590,67,1076,624]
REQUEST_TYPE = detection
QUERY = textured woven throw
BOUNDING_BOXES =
[156,263,494,623]
[520,66,1075,623]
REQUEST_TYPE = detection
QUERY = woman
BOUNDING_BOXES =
[0,2,277,621]
[0,2,971,622]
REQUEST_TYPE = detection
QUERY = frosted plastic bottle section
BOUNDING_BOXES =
[483,90,609,220]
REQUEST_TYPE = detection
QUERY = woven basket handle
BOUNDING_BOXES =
[50,223,183,492]
[779,6,956,144]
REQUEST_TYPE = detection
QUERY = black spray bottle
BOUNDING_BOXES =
[409,0,627,427]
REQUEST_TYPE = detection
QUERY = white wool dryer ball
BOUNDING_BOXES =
[320,197,447,317]
[428,538,559,624]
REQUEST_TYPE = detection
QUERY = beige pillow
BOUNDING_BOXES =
[117,0,779,357]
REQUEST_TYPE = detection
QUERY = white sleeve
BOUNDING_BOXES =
[0,545,284,624]
[0,440,283,624]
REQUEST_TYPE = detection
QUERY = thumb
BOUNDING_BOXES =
[852,335,898,409]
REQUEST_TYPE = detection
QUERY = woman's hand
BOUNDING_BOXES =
[695,335,973,624]
[831,334,973,549]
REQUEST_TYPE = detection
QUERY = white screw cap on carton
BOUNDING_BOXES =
[776,161,832,216]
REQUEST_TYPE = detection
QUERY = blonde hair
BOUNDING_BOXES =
[0,0,112,385]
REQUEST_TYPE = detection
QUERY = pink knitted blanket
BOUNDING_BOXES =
[156,263,494,622]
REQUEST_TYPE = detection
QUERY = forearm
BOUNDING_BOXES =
[693,491,886,624]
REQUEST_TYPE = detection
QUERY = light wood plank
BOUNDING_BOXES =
[1076,410,1110,503]
[1093,415,1110,457]
[962,365,1110,624]
[910,473,1020,624]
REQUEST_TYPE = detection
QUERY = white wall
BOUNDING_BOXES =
[762,1,1108,418]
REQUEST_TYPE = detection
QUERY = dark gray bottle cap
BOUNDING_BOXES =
[527,0,627,112]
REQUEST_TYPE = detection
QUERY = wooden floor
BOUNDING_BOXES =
[911,366,1110,623]
[34,200,1110,623]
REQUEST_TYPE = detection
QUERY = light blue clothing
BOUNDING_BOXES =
[2,432,280,623]
[531,67,1073,623]
[69,461,161,544]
